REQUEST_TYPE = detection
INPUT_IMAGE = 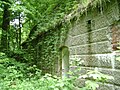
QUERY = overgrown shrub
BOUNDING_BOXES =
[0,52,113,90]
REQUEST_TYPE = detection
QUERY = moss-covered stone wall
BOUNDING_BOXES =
[65,0,120,89]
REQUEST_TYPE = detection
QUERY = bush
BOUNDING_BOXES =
[0,52,113,90]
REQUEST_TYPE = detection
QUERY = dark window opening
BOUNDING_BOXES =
[87,20,92,52]
[87,20,92,32]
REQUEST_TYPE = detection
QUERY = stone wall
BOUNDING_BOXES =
[65,0,120,89]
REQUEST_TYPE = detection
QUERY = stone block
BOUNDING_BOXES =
[69,27,110,46]
[93,16,109,30]
[79,67,120,86]
[70,67,119,90]
[69,41,112,55]
[90,27,110,43]
[69,54,114,68]
[98,83,115,90]
[69,23,88,36]
[91,1,119,30]
[70,34,89,46]
[70,53,120,69]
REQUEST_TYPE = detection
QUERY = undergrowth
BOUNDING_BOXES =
[0,52,113,90]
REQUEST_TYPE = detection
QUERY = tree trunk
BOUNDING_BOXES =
[1,1,10,51]
[18,13,21,49]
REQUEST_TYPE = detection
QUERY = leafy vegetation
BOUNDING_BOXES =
[0,52,113,90]
[0,0,117,90]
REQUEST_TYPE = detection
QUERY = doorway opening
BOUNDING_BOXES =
[60,46,69,78]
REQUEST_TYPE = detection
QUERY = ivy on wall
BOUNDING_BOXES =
[25,21,71,75]
[22,0,112,75]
